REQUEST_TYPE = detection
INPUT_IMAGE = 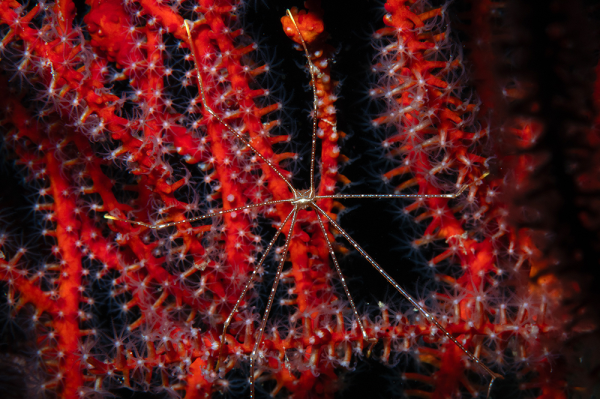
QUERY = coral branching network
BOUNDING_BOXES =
[0,0,599,398]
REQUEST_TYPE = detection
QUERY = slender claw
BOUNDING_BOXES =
[365,337,378,358]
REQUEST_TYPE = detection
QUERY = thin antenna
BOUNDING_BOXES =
[285,10,319,195]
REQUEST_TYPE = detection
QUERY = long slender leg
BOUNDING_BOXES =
[104,198,294,229]
[311,204,503,392]
[217,208,295,369]
[285,10,319,194]
[315,181,473,200]
[314,209,375,347]
[316,192,468,200]
[250,208,298,399]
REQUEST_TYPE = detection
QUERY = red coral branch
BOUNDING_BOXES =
[0,0,597,398]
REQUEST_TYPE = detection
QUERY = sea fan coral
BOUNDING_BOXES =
[0,0,598,398]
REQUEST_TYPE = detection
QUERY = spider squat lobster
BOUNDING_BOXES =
[104,9,501,398]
